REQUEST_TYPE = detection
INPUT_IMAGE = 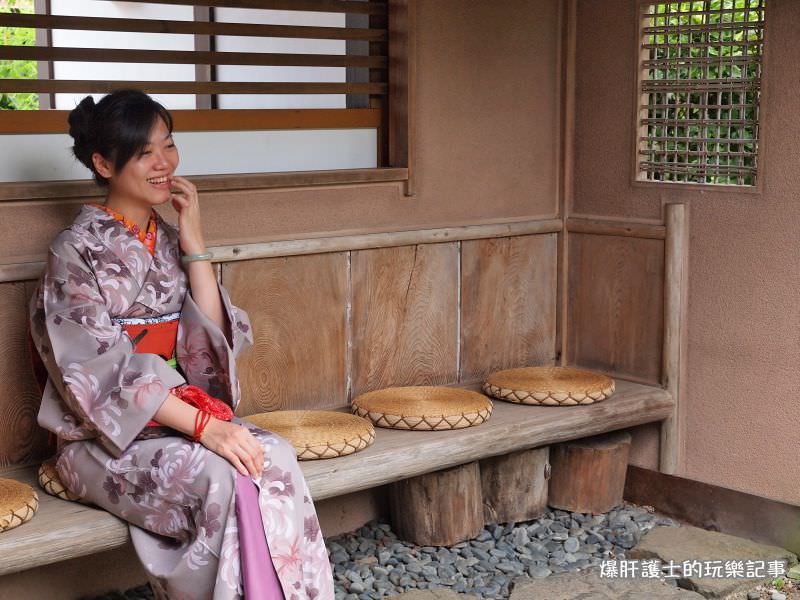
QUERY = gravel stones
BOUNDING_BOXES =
[327,503,676,599]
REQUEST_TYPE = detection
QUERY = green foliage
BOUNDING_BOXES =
[0,0,38,110]
[643,0,764,185]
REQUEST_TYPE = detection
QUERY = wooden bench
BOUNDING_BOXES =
[0,379,672,577]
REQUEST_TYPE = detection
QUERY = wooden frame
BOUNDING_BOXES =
[630,0,766,194]
[0,0,417,196]
[0,167,407,203]
[0,217,562,283]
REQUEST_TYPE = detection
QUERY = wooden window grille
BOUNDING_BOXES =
[0,0,415,189]
[637,0,765,186]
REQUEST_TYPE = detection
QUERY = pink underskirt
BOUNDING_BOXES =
[235,473,286,599]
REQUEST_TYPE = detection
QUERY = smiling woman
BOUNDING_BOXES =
[28,89,334,599]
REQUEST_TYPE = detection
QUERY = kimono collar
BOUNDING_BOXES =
[90,203,158,256]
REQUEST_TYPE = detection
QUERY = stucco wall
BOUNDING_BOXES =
[572,0,800,505]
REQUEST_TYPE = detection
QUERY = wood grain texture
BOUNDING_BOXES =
[0,380,673,575]
[460,234,559,382]
[481,446,549,525]
[389,461,483,546]
[567,233,664,384]
[222,253,348,415]
[351,243,458,397]
[548,430,632,514]
[0,281,50,469]
[661,203,689,474]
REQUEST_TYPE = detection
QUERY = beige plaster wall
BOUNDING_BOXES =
[0,0,561,263]
[572,0,800,504]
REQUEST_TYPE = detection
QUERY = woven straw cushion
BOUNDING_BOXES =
[38,457,81,502]
[351,386,492,430]
[0,478,38,533]
[245,410,375,460]
[483,367,615,406]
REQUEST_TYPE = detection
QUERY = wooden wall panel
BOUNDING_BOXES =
[351,243,458,397]
[460,234,558,383]
[567,233,664,383]
[0,281,50,468]
[222,253,348,415]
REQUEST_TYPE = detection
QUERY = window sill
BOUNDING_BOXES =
[0,167,410,202]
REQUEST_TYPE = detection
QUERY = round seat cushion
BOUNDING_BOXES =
[351,386,492,430]
[0,478,38,534]
[483,366,615,406]
[38,457,81,502]
[245,410,375,460]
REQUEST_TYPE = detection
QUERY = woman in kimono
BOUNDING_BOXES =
[29,89,334,600]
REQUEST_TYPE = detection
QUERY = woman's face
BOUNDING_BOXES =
[106,117,179,208]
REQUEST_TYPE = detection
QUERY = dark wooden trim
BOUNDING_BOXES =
[0,13,388,41]
[123,0,387,14]
[194,5,214,111]
[0,168,409,202]
[566,217,667,240]
[0,80,387,95]
[0,46,388,69]
[0,108,381,134]
[33,0,54,110]
[624,465,800,555]
[388,0,416,195]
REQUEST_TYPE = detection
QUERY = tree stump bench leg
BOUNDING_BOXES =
[388,461,483,546]
[548,430,632,514]
[480,446,550,525]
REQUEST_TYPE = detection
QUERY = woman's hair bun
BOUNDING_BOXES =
[68,95,97,169]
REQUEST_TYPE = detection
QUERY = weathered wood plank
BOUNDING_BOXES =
[351,243,458,397]
[460,234,559,382]
[302,380,672,500]
[0,281,50,468]
[661,203,689,474]
[0,380,672,575]
[222,254,348,414]
[567,233,664,384]
[389,461,483,546]
[0,218,563,283]
[481,446,549,525]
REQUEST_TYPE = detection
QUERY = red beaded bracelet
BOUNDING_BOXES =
[193,409,212,442]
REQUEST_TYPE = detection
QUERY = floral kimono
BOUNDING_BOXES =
[29,204,333,600]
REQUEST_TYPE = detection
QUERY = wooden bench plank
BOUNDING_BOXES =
[0,379,671,576]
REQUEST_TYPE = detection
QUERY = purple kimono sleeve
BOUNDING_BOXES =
[176,283,253,412]
[33,248,186,457]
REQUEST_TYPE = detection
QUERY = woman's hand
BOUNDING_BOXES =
[199,419,265,478]
[168,175,206,255]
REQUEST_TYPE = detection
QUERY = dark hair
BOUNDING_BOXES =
[67,89,173,187]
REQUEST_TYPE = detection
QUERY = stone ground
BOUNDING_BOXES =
[84,501,799,600]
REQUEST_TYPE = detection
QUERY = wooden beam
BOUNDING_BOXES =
[388,0,416,195]
[0,218,562,283]
[566,217,666,240]
[0,46,388,69]
[0,379,673,575]
[0,166,405,202]
[625,465,800,556]
[0,80,387,96]
[124,0,388,14]
[0,108,382,135]
[660,203,689,474]
[0,13,387,41]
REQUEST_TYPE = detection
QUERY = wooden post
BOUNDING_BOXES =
[480,447,550,525]
[548,431,631,514]
[661,203,689,474]
[388,461,483,546]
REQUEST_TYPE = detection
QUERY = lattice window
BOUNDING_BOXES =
[637,0,765,186]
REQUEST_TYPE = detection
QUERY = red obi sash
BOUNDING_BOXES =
[115,313,233,426]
